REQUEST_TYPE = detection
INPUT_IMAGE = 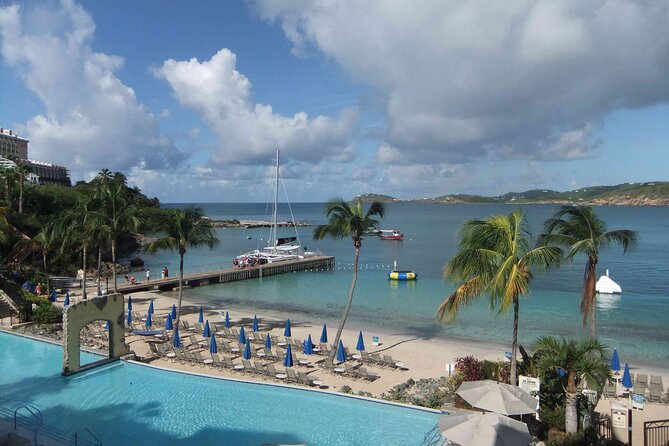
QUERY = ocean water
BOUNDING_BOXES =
[132,203,669,369]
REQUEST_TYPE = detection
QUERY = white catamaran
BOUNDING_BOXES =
[236,150,320,264]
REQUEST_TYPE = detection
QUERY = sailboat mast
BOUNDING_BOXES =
[271,150,280,248]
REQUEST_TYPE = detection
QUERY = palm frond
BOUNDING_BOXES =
[437,276,487,321]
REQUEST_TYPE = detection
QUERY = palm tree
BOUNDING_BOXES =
[540,205,638,338]
[0,165,15,207]
[96,180,142,293]
[14,162,31,214]
[438,209,563,385]
[313,198,385,361]
[144,207,218,338]
[534,336,610,434]
[55,198,100,300]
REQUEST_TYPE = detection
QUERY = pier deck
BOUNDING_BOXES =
[115,256,335,293]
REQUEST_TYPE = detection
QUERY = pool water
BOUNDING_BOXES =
[0,332,439,445]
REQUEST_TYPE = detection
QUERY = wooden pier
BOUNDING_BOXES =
[115,256,335,293]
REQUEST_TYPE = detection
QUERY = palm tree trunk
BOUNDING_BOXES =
[42,250,50,291]
[3,177,10,208]
[329,245,360,361]
[82,244,88,300]
[565,391,579,434]
[111,239,118,293]
[583,258,597,338]
[173,251,185,345]
[97,247,102,294]
[510,293,519,385]
[18,174,24,214]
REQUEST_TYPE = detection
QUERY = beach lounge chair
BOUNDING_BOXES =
[253,361,268,376]
[271,334,281,345]
[291,338,303,351]
[242,359,253,372]
[319,343,331,355]
[360,351,373,362]
[297,371,315,385]
[222,327,233,338]
[180,320,192,330]
[320,358,335,370]
[649,385,663,402]
[604,382,618,399]
[192,350,208,366]
[211,353,224,368]
[344,363,360,378]
[382,354,398,368]
[371,353,384,366]
[286,368,299,382]
[357,367,379,381]
[636,374,648,387]
[266,363,278,376]
[253,332,264,343]
[223,356,236,369]
[650,375,663,387]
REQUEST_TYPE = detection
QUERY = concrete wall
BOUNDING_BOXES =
[62,294,130,375]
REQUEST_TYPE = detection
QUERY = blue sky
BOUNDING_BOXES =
[1,0,668,202]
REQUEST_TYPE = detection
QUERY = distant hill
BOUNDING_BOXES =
[355,182,669,206]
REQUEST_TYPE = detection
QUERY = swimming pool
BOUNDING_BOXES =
[0,332,440,445]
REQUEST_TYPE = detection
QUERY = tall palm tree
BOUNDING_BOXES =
[0,165,15,207]
[96,181,142,292]
[313,198,385,361]
[55,197,100,300]
[144,207,218,338]
[534,336,610,434]
[438,209,562,385]
[540,205,638,338]
[14,162,31,214]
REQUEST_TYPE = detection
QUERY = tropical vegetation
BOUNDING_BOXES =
[540,205,638,337]
[534,336,610,435]
[313,198,385,361]
[438,209,563,385]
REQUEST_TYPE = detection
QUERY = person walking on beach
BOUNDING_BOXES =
[161,268,165,279]
[146,269,150,281]
[164,266,168,278]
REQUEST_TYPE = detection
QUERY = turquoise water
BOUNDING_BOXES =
[133,203,669,368]
[0,332,439,445]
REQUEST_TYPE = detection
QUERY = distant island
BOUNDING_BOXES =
[354,182,669,206]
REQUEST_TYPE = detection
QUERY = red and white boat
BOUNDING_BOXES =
[380,229,404,241]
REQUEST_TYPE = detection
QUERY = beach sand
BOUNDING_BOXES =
[111,290,669,399]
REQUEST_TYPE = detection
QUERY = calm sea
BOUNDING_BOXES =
[132,203,669,369]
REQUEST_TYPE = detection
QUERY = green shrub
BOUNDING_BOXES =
[32,302,62,324]
[539,404,566,432]
[340,385,352,394]
[455,356,485,381]
[481,360,510,383]
[20,289,48,304]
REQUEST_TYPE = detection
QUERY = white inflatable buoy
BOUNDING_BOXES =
[596,269,622,294]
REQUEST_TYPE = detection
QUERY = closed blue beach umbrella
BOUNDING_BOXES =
[171,304,177,320]
[126,311,132,327]
[145,312,152,329]
[203,320,211,338]
[284,319,292,338]
[239,326,246,344]
[148,299,154,315]
[252,314,259,332]
[64,292,70,307]
[198,306,204,323]
[622,363,633,388]
[210,332,218,354]
[265,333,272,349]
[320,324,328,343]
[611,349,621,373]
[127,295,132,311]
[50,288,57,302]
[173,325,181,348]
[356,331,365,352]
[336,340,347,363]
[165,313,173,330]
[283,344,294,367]
[225,311,231,328]
[243,339,252,360]
[304,334,314,355]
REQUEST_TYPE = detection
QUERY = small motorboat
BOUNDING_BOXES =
[388,261,416,280]
[380,229,404,241]
[596,269,622,294]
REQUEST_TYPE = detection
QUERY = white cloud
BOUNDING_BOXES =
[256,0,669,162]
[0,0,183,172]
[154,48,359,166]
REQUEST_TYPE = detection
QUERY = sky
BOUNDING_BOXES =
[0,0,668,203]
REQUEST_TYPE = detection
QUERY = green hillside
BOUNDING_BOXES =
[356,182,669,206]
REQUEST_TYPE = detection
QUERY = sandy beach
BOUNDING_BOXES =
[89,289,669,399]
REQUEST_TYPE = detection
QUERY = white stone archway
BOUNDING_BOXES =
[62,294,130,375]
